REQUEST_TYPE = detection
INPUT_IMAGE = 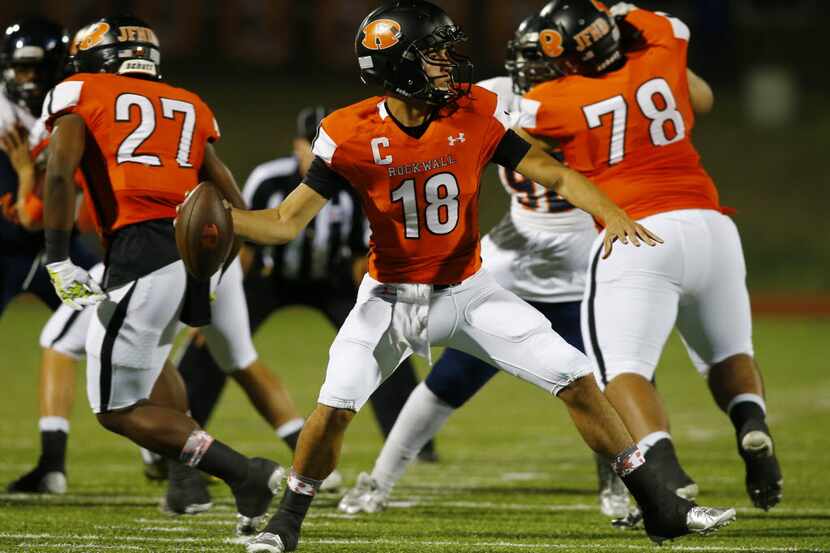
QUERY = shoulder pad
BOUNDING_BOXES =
[43,81,85,118]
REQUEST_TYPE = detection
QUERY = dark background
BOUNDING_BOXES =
[3,0,828,292]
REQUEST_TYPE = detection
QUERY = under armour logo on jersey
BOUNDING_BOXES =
[447,133,465,146]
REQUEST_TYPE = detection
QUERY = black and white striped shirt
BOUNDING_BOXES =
[243,155,368,284]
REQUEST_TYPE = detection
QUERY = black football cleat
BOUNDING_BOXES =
[7,465,66,494]
[611,506,643,530]
[740,430,783,510]
[641,492,735,544]
[232,458,285,536]
[647,504,737,544]
[161,460,212,515]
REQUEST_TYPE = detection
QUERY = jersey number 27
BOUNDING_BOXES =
[116,94,196,168]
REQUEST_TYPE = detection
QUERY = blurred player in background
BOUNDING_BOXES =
[1,17,100,494]
[40,16,284,534]
[0,17,95,316]
[338,13,630,521]
[518,0,781,514]
[173,105,437,480]
[231,2,734,551]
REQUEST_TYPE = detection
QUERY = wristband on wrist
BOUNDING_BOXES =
[44,229,71,264]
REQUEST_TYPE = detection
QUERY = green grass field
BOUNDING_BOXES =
[1,299,829,552]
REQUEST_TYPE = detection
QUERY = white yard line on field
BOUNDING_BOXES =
[4,492,830,517]
[3,533,826,553]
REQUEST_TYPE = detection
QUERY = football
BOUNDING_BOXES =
[174,181,234,281]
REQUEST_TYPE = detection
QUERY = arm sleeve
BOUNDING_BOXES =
[304,156,350,200]
[349,195,370,256]
[490,130,532,171]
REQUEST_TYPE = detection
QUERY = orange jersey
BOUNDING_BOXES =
[313,85,510,284]
[44,73,220,236]
[519,9,719,221]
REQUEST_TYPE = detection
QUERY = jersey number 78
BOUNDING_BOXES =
[582,77,686,165]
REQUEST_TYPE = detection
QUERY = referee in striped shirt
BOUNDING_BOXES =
[177,106,436,460]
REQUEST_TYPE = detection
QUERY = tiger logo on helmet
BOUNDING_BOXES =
[361,19,402,50]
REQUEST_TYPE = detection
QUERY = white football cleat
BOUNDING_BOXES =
[246,532,285,553]
[337,472,388,514]
[596,454,630,518]
[40,471,67,494]
[320,469,343,492]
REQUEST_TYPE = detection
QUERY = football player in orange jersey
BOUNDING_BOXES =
[40,17,284,534]
[230,2,734,551]
[516,0,781,516]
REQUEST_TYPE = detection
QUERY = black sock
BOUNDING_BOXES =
[177,342,228,428]
[39,430,68,473]
[621,462,690,537]
[282,429,301,451]
[266,489,314,551]
[729,401,768,438]
[644,439,694,489]
[197,440,248,488]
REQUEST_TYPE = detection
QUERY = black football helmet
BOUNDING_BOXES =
[505,15,561,94]
[355,0,473,106]
[537,0,623,76]
[1,17,69,114]
[67,16,161,80]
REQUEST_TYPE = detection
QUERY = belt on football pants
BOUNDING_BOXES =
[432,281,462,291]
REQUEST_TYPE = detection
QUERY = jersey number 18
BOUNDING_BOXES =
[391,173,460,239]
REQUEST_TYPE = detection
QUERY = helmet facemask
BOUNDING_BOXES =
[406,25,473,106]
[3,62,47,113]
[505,40,559,94]
[1,19,69,115]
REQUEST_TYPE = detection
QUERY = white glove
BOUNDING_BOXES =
[46,259,107,310]
[610,2,637,17]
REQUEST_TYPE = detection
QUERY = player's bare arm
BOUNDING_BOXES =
[0,127,39,229]
[231,183,327,245]
[43,114,85,241]
[200,143,246,210]
[687,69,714,114]
[42,112,105,309]
[514,128,662,258]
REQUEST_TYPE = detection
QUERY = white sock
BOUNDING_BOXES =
[727,393,766,415]
[637,431,671,455]
[276,418,304,439]
[39,416,69,433]
[371,382,454,493]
